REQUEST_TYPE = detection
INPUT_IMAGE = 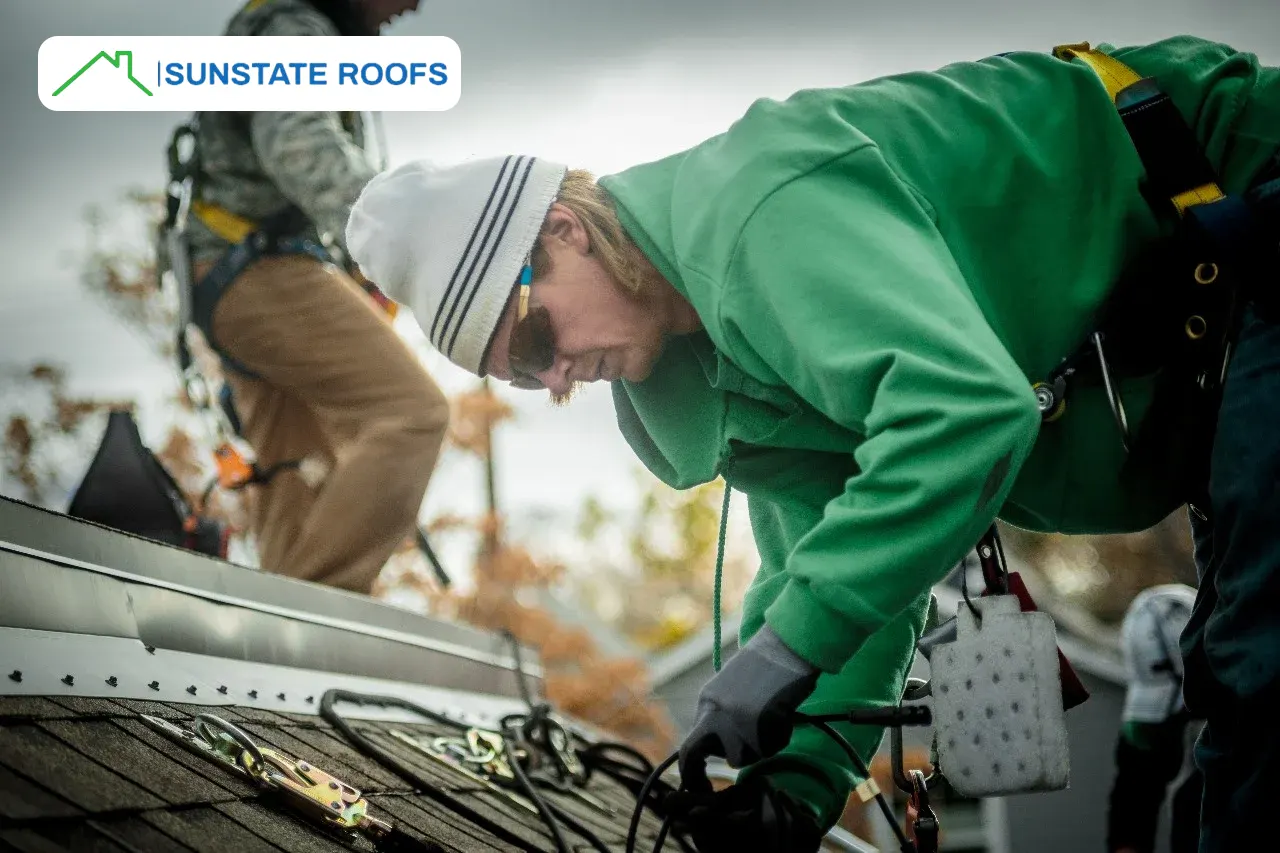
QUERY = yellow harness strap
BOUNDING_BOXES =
[1051,42,1142,101]
[188,0,272,245]
[190,199,399,319]
[1052,41,1225,214]
[1030,42,1232,424]
[1170,183,1227,215]
[191,200,259,244]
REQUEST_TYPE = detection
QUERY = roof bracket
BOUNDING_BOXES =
[138,713,406,846]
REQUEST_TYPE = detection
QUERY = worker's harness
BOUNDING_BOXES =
[153,104,453,583]
[156,112,450,585]
[162,111,394,377]
[158,116,338,496]
[870,46,1279,846]
[1033,44,1280,514]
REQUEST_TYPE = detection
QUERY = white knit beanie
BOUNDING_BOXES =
[346,155,569,375]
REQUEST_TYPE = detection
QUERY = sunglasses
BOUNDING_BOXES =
[507,264,556,389]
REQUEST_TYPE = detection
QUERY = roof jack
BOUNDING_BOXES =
[138,713,435,852]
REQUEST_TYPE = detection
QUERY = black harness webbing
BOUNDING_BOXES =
[1033,44,1280,507]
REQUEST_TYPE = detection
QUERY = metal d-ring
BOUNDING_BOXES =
[1091,331,1130,452]
[195,713,265,775]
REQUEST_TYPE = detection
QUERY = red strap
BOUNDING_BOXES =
[906,795,920,844]
[975,526,1090,711]
[985,571,1091,710]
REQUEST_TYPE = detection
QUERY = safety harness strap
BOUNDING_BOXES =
[191,231,334,379]
[1051,42,1140,99]
[1031,43,1242,433]
[1053,43,1226,217]
[191,199,259,245]
[1038,42,1280,518]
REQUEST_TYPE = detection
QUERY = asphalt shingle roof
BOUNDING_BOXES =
[0,695,672,853]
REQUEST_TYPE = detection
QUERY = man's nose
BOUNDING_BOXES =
[538,358,573,397]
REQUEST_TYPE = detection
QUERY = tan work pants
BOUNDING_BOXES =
[206,254,448,593]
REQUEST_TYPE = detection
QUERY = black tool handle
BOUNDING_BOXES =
[800,705,932,727]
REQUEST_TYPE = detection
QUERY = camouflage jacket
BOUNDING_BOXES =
[185,0,378,264]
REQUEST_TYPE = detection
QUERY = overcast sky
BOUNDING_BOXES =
[2,0,1277,575]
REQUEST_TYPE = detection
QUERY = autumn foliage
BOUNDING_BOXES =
[1,365,132,504]
[373,382,678,758]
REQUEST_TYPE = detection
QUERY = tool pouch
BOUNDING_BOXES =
[929,594,1069,798]
[67,409,230,559]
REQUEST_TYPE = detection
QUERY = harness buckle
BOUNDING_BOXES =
[214,443,257,490]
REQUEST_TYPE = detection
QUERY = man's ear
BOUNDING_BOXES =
[543,203,589,253]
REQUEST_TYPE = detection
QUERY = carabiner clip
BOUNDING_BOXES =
[906,769,940,853]
[182,366,212,411]
[892,678,942,795]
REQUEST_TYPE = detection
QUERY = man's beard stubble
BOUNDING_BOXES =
[549,382,584,407]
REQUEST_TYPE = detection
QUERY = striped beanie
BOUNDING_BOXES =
[346,155,568,375]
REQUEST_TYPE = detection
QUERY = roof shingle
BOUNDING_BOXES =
[0,724,165,813]
[0,699,678,853]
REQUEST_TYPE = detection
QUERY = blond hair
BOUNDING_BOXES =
[532,169,649,296]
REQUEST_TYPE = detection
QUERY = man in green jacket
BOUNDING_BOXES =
[346,35,1280,852]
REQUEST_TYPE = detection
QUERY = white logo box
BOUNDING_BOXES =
[38,36,461,112]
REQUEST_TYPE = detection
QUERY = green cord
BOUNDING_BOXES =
[712,477,731,673]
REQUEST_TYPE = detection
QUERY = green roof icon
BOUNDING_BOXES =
[52,50,153,97]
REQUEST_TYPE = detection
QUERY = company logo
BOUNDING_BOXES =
[52,50,153,98]
[39,36,461,112]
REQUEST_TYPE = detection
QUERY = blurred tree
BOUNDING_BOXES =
[1000,513,1197,627]
[565,471,755,653]
[373,381,678,757]
[1,364,130,505]
[79,190,176,362]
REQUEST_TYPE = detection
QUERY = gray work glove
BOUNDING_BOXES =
[678,625,821,790]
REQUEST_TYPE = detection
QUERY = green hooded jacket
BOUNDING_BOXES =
[597,36,1280,825]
